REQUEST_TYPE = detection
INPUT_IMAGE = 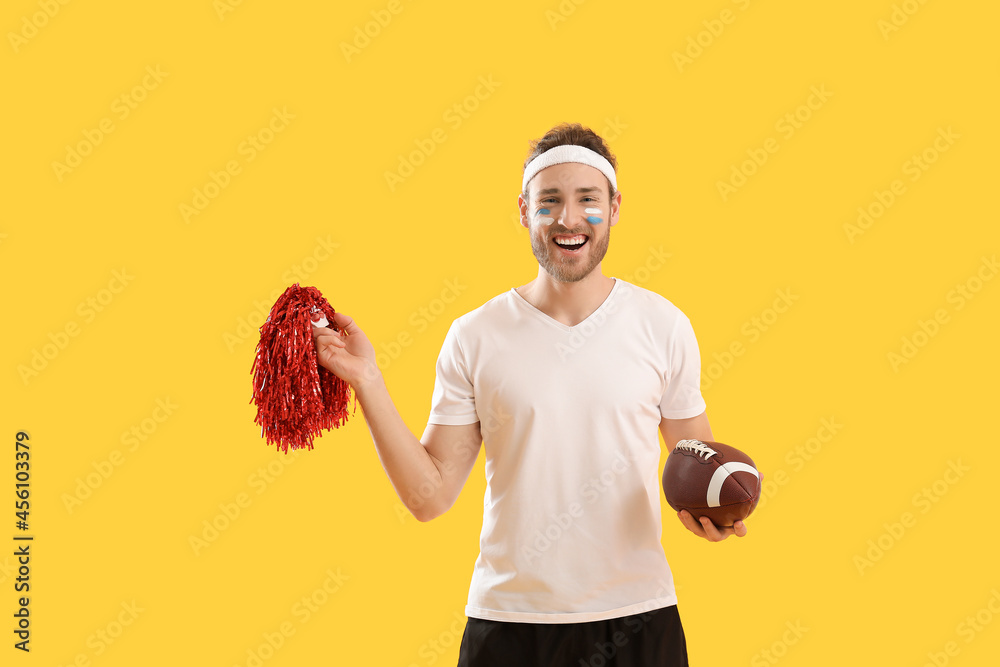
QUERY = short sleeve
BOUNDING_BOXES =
[427,318,480,426]
[659,315,708,420]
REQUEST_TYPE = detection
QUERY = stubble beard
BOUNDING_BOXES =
[530,224,611,283]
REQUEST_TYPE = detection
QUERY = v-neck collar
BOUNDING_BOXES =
[509,277,622,332]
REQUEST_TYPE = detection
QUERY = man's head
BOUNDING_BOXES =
[518,123,622,283]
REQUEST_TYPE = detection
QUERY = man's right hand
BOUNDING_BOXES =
[677,510,748,542]
[312,312,380,390]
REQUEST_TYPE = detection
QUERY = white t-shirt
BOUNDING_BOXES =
[427,277,707,623]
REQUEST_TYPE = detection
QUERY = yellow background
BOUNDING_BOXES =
[3,0,999,665]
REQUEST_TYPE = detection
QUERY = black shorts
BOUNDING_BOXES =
[456,604,688,667]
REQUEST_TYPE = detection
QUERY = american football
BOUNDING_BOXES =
[662,439,762,527]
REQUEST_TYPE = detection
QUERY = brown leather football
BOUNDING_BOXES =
[662,439,762,527]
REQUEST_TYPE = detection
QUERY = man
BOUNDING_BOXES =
[312,122,748,666]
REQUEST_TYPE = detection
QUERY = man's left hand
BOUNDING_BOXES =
[677,510,747,542]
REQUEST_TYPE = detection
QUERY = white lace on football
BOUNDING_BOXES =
[675,439,719,460]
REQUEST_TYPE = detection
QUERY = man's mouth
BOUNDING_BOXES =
[552,234,588,252]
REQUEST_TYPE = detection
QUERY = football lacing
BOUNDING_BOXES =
[675,439,719,460]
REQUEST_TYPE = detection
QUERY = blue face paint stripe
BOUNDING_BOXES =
[537,209,550,215]
[586,216,603,224]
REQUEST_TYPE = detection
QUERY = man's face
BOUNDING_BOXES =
[519,162,620,284]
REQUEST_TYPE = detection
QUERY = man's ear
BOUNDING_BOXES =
[517,193,530,229]
[609,190,622,227]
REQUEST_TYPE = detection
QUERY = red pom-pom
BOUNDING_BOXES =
[251,284,354,453]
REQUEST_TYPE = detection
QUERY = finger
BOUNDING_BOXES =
[331,311,359,334]
[699,515,723,541]
[313,332,347,351]
[733,520,748,538]
[312,325,345,342]
[678,510,706,537]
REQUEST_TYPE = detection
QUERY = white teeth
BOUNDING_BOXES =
[554,235,586,247]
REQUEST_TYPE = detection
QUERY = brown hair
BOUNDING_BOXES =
[522,122,618,202]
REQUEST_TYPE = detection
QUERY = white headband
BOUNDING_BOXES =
[522,144,617,194]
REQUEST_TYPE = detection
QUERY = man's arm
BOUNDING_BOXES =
[355,375,482,522]
[659,411,714,451]
[659,411,748,542]
[313,313,481,522]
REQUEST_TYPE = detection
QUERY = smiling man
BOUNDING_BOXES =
[313,122,746,667]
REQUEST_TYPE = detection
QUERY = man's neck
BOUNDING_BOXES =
[515,270,616,328]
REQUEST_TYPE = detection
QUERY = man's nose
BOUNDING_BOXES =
[557,201,582,226]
